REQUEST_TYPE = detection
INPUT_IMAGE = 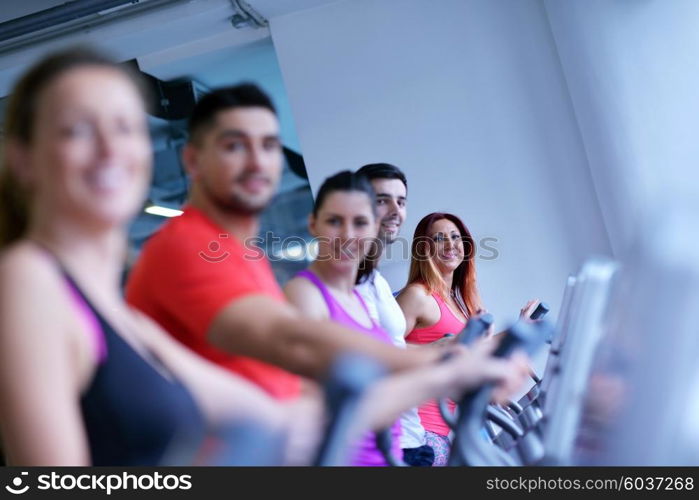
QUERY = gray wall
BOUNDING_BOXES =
[270,0,611,330]
[545,0,699,253]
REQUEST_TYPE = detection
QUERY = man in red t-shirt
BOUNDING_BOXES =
[126,85,439,399]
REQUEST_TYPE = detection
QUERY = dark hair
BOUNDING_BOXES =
[313,170,376,217]
[406,212,482,317]
[356,163,407,192]
[187,83,277,145]
[354,163,407,284]
[0,46,149,248]
[312,171,380,283]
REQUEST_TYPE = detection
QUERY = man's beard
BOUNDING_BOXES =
[379,220,401,245]
[381,232,398,245]
[203,180,272,216]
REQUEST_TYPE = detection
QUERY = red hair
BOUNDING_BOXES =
[406,212,482,316]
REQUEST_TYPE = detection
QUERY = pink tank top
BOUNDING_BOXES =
[406,291,467,436]
[297,270,402,466]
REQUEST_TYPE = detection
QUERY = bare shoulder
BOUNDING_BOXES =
[396,282,430,304]
[0,242,66,298]
[283,275,328,320]
[283,275,322,301]
[0,244,90,464]
[283,275,320,295]
[396,283,437,329]
[0,242,75,356]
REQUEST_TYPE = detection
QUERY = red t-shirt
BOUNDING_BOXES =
[126,205,301,400]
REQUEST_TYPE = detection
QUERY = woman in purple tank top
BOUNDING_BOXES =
[284,171,402,465]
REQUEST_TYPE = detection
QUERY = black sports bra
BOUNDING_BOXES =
[59,267,205,465]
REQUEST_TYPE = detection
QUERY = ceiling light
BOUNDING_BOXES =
[145,205,183,217]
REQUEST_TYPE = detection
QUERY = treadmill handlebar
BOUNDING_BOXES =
[457,313,495,346]
[313,354,386,466]
[450,320,553,465]
[529,302,550,320]
[492,320,553,358]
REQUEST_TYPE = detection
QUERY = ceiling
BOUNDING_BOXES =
[0,0,68,24]
[0,0,338,24]
[0,0,341,97]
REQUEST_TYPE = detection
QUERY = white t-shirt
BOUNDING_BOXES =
[356,269,426,448]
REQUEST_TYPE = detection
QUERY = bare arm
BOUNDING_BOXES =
[283,277,328,320]
[132,311,328,465]
[208,295,440,380]
[281,278,530,444]
[489,299,541,338]
[133,311,289,430]
[358,340,531,430]
[520,299,540,320]
[396,284,430,335]
[0,250,90,465]
[396,284,454,349]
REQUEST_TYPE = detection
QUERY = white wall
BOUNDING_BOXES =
[544,0,699,253]
[270,0,610,331]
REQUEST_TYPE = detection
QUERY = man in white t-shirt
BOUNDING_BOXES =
[355,163,434,466]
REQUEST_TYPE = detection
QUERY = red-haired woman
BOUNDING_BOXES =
[396,212,482,465]
[398,212,537,465]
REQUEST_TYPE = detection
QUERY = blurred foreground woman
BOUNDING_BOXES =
[0,48,314,465]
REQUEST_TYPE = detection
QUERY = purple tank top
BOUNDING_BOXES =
[296,270,402,466]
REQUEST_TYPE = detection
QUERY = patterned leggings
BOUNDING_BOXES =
[424,431,451,466]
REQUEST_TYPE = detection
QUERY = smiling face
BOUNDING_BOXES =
[428,217,465,275]
[309,190,378,271]
[370,178,407,244]
[185,107,282,215]
[22,66,151,229]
